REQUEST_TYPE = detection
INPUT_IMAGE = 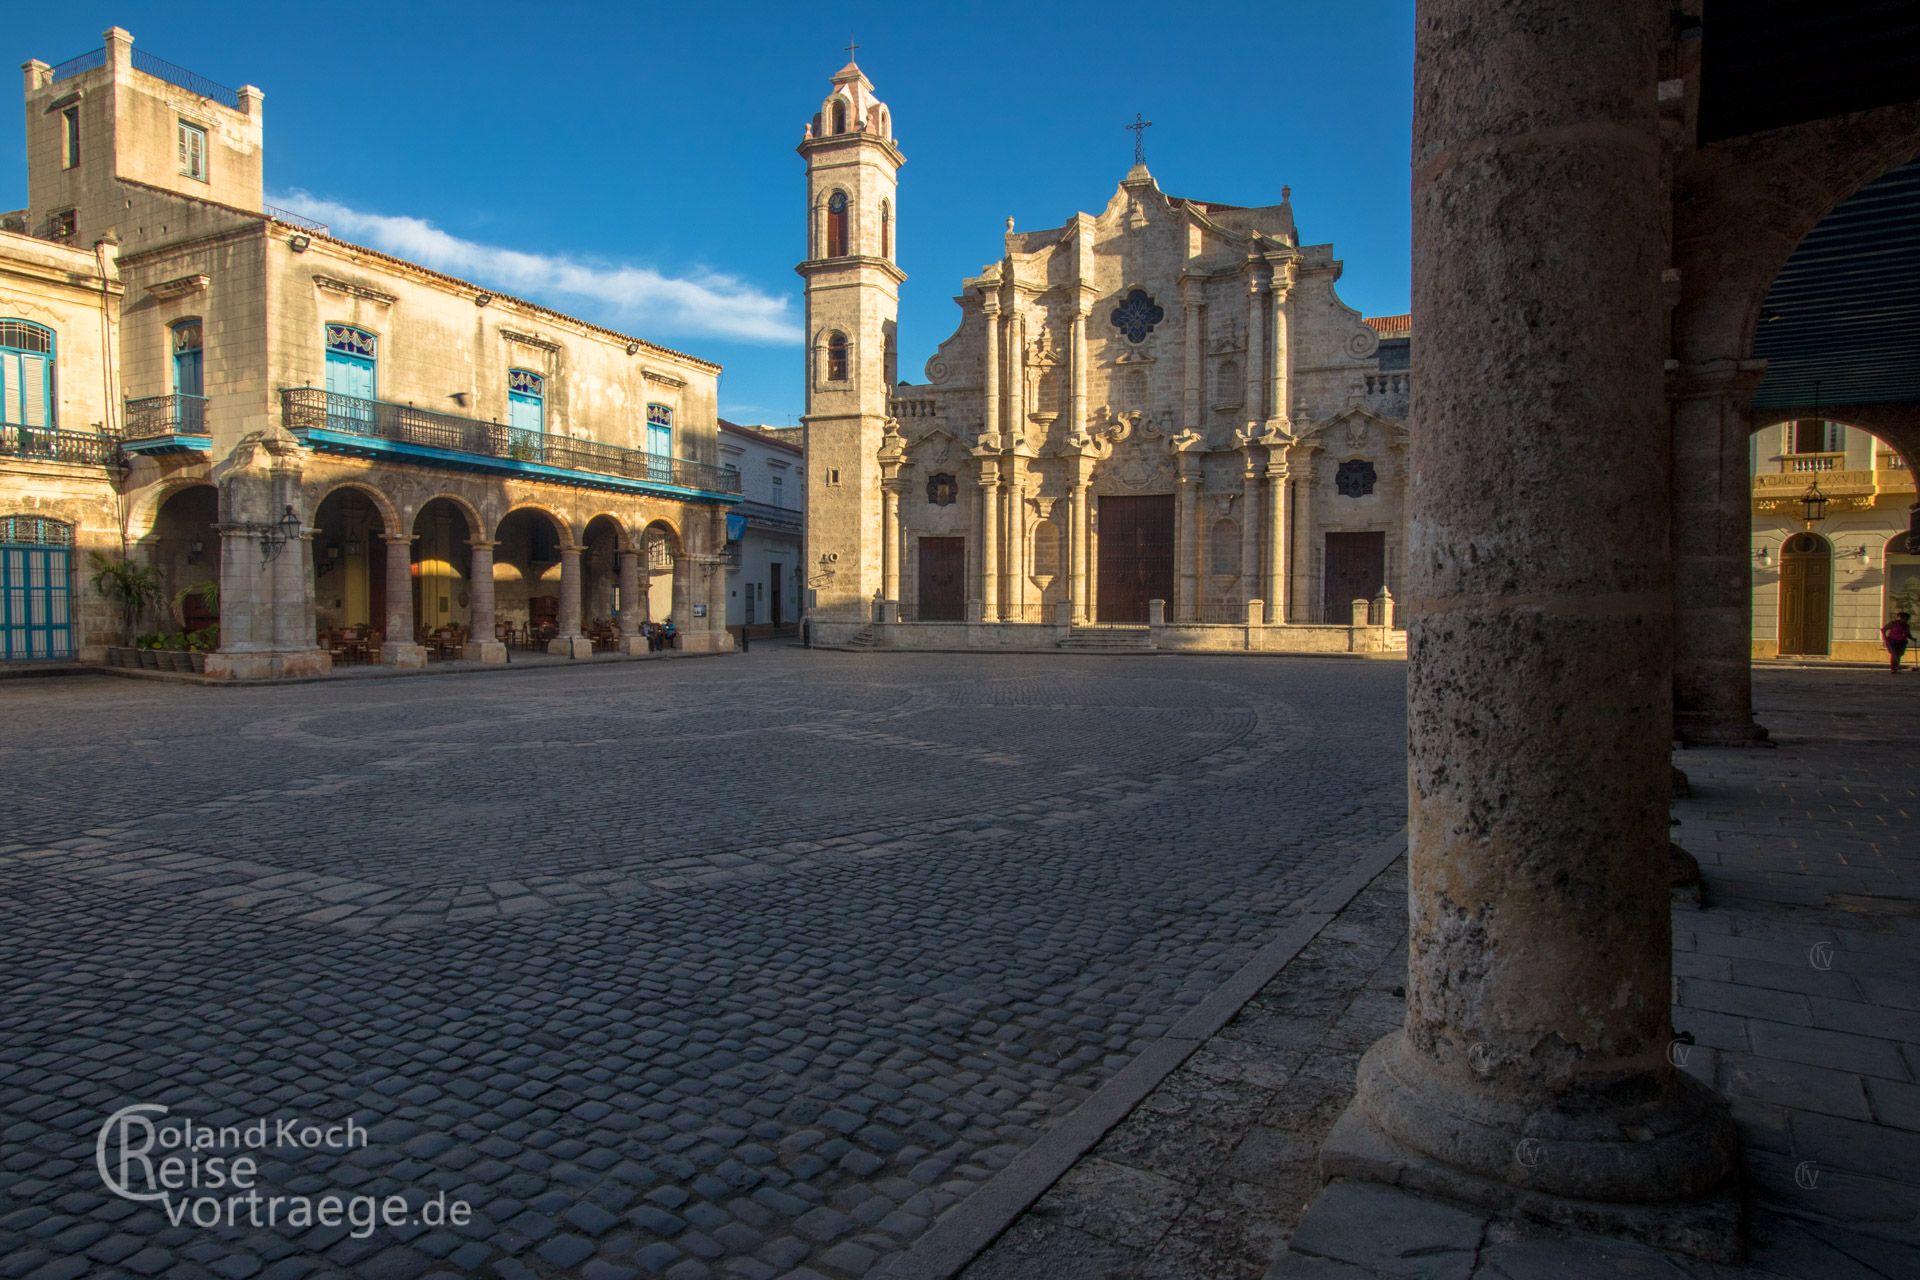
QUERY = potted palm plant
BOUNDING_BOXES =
[89,552,164,667]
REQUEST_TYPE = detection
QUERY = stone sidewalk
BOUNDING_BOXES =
[961,667,1920,1279]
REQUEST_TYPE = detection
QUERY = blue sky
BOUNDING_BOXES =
[4,2,1414,427]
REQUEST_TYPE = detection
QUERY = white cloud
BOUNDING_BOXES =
[271,189,801,346]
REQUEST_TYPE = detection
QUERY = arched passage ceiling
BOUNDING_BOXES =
[1700,2,1920,413]
[1750,158,1920,411]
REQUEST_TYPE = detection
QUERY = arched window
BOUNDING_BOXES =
[827,333,849,383]
[826,192,850,258]
[508,368,545,434]
[880,199,892,260]
[0,320,56,430]
[831,99,848,134]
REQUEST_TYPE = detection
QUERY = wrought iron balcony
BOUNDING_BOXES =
[280,388,741,498]
[125,394,209,439]
[0,423,119,466]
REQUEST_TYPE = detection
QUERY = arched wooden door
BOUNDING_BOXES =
[1778,532,1831,656]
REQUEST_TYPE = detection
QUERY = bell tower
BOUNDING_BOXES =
[799,54,904,631]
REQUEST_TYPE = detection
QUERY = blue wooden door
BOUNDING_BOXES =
[324,326,377,432]
[0,540,74,660]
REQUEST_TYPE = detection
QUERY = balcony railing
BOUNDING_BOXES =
[124,394,209,439]
[1,423,119,466]
[48,48,106,84]
[281,388,741,496]
[131,48,240,108]
[1783,452,1842,473]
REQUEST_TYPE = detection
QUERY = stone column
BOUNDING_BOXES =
[1174,465,1196,622]
[1239,450,1260,613]
[1264,456,1288,624]
[881,482,903,621]
[1245,276,1266,421]
[548,543,592,658]
[1269,281,1291,431]
[983,300,1002,443]
[1331,0,1738,1251]
[1004,460,1025,622]
[381,533,426,668]
[979,473,1000,623]
[465,540,507,663]
[615,542,647,655]
[1181,279,1203,429]
[705,508,731,650]
[1070,306,1090,432]
[1291,459,1315,622]
[1671,364,1769,745]
[1068,478,1091,625]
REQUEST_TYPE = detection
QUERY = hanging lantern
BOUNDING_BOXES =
[1799,481,1828,527]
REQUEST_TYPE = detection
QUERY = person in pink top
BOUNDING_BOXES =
[1884,611,1912,673]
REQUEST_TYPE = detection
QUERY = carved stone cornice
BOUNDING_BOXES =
[146,273,209,301]
[313,275,397,305]
[500,328,561,353]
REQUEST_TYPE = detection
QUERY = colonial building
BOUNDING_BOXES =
[1,28,739,676]
[1750,417,1917,660]
[798,59,1410,650]
[717,420,804,640]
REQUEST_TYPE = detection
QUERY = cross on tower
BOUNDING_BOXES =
[845,38,860,61]
[1127,112,1153,165]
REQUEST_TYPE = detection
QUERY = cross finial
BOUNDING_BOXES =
[1126,112,1153,165]
[845,37,860,62]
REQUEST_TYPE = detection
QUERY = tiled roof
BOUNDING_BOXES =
[1365,313,1412,336]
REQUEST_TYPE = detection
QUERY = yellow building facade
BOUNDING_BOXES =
[3,28,739,675]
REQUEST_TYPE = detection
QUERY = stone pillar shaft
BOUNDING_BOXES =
[979,476,1000,621]
[1239,457,1260,610]
[1245,280,1266,421]
[882,484,902,609]
[616,543,641,633]
[1174,472,1195,622]
[1071,309,1089,431]
[556,546,584,638]
[1337,0,1737,1235]
[1069,482,1090,625]
[1264,462,1287,624]
[383,533,414,646]
[1671,367,1768,744]
[471,541,499,640]
[1270,287,1291,426]
[1182,289,1202,428]
[1004,461,1024,622]
[984,307,1002,442]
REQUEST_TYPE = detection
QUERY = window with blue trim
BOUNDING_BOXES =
[508,368,545,433]
[646,404,673,482]
[323,325,377,428]
[0,320,55,430]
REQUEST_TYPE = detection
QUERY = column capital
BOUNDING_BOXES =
[380,532,415,547]
[468,539,498,552]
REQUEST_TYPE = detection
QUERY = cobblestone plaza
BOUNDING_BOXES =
[0,652,1407,1278]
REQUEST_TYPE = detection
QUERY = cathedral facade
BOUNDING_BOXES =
[800,61,1410,649]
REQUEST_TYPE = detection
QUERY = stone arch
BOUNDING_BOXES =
[306,478,401,535]
[127,475,216,540]
[496,502,574,547]
[407,490,485,541]
[1674,115,1920,371]
[579,509,635,551]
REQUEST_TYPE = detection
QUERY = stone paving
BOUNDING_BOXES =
[1257,667,1920,1280]
[0,650,1408,1279]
